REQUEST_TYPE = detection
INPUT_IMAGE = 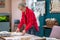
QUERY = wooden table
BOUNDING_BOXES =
[0,32,60,40]
[0,32,46,40]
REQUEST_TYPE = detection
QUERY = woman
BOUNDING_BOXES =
[16,3,39,35]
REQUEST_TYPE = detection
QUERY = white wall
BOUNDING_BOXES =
[11,0,22,31]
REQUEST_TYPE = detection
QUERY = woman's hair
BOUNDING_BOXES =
[18,3,26,8]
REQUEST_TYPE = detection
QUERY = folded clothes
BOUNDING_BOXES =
[11,32,22,36]
[0,31,11,37]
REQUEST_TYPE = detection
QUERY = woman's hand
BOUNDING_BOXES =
[22,30,26,36]
[16,28,20,32]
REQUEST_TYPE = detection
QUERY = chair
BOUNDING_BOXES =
[50,26,60,39]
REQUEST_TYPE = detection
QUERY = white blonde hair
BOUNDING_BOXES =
[18,3,26,8]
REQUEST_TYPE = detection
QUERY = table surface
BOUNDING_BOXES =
[0,32,60,40]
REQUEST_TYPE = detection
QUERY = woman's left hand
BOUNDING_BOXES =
[22,30,26,36]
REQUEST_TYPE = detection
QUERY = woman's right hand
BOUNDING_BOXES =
[16,28,20,32]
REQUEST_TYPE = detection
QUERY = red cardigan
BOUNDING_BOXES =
[18,7,39,32]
